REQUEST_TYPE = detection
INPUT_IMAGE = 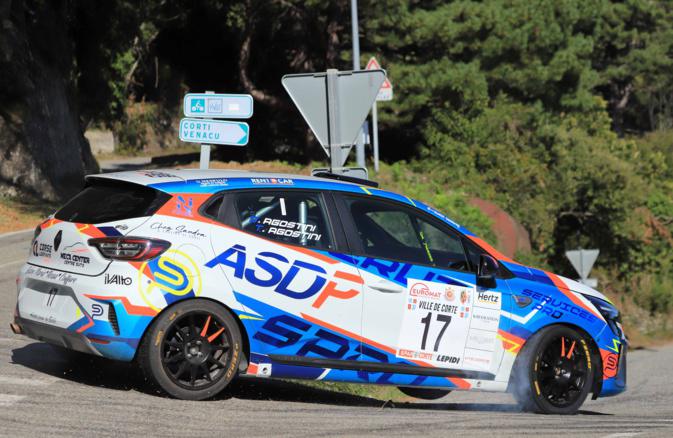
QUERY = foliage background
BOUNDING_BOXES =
[2,0,673,339]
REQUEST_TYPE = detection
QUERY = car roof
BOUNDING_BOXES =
[87,168,473,236]
[88,168,360,188]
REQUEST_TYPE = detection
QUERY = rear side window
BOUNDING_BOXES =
[55,180,171,224]
[234,191,334,250]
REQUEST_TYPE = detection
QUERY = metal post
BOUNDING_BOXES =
[326,69,341,172]
[199,144,211,169]
[372,101,379,173]
[199,90,215,169]
[351,0,365,168]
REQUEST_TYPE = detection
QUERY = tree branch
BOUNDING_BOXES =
[238,1,284,108]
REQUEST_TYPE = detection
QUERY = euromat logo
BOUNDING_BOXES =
[409,282,441,300]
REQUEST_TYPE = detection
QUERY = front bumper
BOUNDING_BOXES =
[599,343,627,397]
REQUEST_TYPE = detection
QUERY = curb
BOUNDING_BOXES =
[0,228,34,240]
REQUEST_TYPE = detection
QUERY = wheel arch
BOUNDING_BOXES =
[132,296,251,372]
[507,322,603,397]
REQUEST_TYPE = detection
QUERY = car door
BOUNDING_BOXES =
[205,189,364,372]
[335,193,511,384]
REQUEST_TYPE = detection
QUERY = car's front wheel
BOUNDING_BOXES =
[138,299,242,400]
[511,325,595,414]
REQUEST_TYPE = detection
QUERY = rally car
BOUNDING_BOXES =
[10,169,626,414]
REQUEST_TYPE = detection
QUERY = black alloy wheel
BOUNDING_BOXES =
[139,299,242,400]
[511,325,595,414]
[534,333,589,408]
[161,312,232,389]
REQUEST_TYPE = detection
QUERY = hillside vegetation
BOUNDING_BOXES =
[1,1,672,341]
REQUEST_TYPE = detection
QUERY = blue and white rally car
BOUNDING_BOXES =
[11,169,626,414]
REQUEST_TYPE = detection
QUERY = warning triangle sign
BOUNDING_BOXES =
[366,57,393,101]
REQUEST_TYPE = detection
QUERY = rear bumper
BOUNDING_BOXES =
[12,316,102,357]
[15,263,155,362]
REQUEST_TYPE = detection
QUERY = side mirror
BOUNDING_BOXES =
[477,254,499,289]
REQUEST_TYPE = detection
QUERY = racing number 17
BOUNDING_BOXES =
[420,312,452,351]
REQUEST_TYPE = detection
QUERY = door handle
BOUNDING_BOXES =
[369,281,404,293]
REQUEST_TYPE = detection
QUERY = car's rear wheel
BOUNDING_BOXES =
[138,299,242,400]
[397,386,451,400]
[511,325,594,414]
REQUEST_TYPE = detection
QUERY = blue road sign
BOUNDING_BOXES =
[183,93,253,119]
[179,118,249,146]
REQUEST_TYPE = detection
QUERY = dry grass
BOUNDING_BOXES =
[0,196,52,234]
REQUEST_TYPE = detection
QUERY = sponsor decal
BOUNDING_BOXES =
[115,224,129,231]
[138,249,203,311]
[32,241,53,258]
[206,244,361,308]
[60,253,91,267]
[477,291,499,305]
[436,355,460,364]
[59,242,91,267]
[150,222,206,239]
[467,329,496,352]
[63,242,89,254]
[173,195,194,217]
[46,287,58,307]
[424,205,461,229]
[521,289,597,323]
[138,171,177,178]
[91,303,104,317]
[460,290,469,304]
[601,348,619,379]
[397,280,474,367]
[259,217,322,242]
[250,177,294,185]
[104,273,132,286]
[463,347,494,369]
[470,307,501,332]
[409,282,441,300]
[25,266,77,286]
[194,178,228,187]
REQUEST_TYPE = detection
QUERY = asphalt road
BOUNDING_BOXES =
[1,230,672,437]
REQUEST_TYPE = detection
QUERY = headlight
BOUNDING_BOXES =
[583,294,623,338]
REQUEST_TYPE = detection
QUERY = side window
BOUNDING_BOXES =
[417,218,469,272]
[234,191,334,250]
[344,195,470,271]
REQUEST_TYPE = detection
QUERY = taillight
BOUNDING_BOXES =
[88,237,171,261]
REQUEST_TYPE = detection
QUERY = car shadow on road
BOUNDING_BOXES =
[11,342,144,392]
[10,341,611,416]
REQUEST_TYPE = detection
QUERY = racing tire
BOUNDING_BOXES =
[138,299,242,400]
[511,325,595,415]
[398,386,451,400]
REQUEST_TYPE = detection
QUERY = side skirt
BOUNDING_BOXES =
[268,355,496,380]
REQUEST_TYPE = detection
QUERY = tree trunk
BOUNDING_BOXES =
[0,0,98,202]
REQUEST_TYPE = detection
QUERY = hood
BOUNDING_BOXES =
[555,274,611,303]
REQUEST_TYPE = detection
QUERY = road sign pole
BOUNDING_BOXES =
[326,69,341,172]
[372,101,379,173]
[200,91,215,169]
[199,144,211,169]
[351,0,365,168]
